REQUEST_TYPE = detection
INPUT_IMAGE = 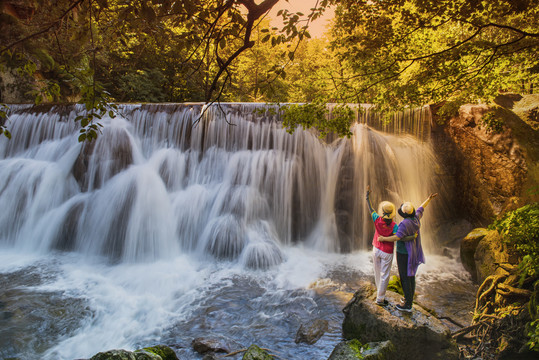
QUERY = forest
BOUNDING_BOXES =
[1,0,537,139]
[0,1,538,359]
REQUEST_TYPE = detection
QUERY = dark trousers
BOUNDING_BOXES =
[397,251,415,308]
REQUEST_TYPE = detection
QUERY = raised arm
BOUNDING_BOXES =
[420,193,438,209]
[366,185,375,214]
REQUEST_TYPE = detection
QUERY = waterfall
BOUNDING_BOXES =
[0,103,445,267]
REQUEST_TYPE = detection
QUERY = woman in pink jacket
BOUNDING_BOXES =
[366,186,414,306]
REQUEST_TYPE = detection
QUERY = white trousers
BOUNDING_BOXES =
[373,247,394,302]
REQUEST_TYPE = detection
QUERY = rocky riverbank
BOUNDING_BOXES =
[431,94,539,225]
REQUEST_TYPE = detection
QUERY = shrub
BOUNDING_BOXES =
[480,109,505,134]
[490,203,539,276]
[489,203,539,351]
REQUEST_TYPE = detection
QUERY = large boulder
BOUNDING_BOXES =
[460,228,520,284]
[473,229,512,283]
[460,227,489,281]
[342,281,458,360]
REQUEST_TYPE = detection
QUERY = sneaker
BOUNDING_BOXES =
[396,304,412,312]
[399,297,406,305]
[376,299,389,306]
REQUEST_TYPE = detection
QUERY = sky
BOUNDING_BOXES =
[268,0,335,38]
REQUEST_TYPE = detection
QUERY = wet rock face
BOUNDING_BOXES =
[445,105,527,223]
[342,281,459,360]
[460,227,489,282]
[471,229,513,284]
[294,318,329,345]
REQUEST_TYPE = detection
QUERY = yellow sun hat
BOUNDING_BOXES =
[378,201,396,220]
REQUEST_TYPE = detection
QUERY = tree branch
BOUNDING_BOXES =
[1,0,87,53]
[204,0,279,101]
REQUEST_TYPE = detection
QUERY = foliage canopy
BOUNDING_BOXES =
[330,0,539,111]
[0,0,538,138]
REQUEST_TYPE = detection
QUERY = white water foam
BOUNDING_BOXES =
[0,103,473,359]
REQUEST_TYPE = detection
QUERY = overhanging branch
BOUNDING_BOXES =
[1,0,87,54]
[204,0,279,101]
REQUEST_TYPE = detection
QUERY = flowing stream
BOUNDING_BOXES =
[0,103,476,359]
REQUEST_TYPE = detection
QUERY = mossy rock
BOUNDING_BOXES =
[131,350,161,360]
[242,344,273,360]
[473,230,510,283]
[387,275,403,296]
[136,345,178,360]
[328,339,395,360]
[90,350,137,360]
[90,346,178,360]
[328,339,364,359]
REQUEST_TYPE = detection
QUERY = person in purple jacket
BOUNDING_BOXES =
[378,193,438,312]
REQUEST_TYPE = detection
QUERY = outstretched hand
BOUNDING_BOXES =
[429,193,438,200]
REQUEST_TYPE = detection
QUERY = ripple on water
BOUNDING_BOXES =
[0,249,476,360]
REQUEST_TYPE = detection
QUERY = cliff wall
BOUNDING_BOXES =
[432,94,539,225]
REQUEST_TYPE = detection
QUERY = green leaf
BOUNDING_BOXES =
[288,51,294,61]
[78,133,86,142]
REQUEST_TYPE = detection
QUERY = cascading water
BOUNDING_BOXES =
[0,103,474,360]
[0,103,444,261]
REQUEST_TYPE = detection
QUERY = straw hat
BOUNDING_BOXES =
[378,201,396,220]
[398,202,415,218]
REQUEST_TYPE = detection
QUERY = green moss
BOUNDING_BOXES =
[137,345,178,360]
[242,344,273,360]
[488,203,539,352]
[90,350,136,360]
[387,275,403,296]
[349,339,366,358]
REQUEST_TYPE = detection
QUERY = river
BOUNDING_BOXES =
[0,103,476,359]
